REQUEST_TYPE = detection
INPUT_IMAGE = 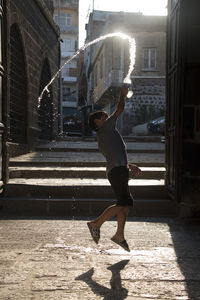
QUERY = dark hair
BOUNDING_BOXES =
[88,110,108,131]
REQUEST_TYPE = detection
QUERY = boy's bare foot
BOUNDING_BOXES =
[111,236,130,252]
[87,222,100,244]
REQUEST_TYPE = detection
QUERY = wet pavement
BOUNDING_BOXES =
[0,216,200,299]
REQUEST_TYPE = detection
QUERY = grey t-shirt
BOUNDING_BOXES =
[97,113,128,174]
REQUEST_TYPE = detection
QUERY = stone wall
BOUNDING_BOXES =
[6,0,60,156]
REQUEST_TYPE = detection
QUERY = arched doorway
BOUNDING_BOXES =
[166,0,200,215]
[38,59,53,140]
[9,24,27,143]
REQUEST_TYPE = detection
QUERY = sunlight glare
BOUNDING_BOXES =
[94,0,167,16]
[79,0,167,46]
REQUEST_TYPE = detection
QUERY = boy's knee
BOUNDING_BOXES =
[125,206,130,214]
[121,206,129,215]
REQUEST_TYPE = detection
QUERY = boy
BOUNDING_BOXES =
[87,85,141,252]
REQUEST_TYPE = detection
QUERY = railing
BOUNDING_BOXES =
[63,96,77,102]
[60,25,78,33]
[61,50,77,58]
[94,70,123,103]
[62,76,77,82]
[62,101,77,108]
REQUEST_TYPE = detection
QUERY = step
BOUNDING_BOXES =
[9,151,165,168]
[123,136,163,142]
[36,147,164,154]
[5,178,167,199]
[9,161,165,168]
[0,197,178,217]
[56,135,163,143]
[37,141,165,153]
[55,134,163,143]
[9,166,165,180]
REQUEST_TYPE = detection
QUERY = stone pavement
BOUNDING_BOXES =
[0,216,200,299]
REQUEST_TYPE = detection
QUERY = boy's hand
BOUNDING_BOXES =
[120,85,129,99]
[129,163,142,178]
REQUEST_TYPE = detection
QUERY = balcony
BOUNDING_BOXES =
[54,0,78,10]
[60,25,78,33]
[61,50,77,58]
[105,70,124,89]
[62,76,77,82]
[93,70,124,104]
[62,101,77,108]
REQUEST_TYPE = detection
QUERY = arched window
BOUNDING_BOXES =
[38,59,53,140]
[9,24,27,143]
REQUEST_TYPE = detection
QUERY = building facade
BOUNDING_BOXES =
[53,0,79,133]
[0,0,60,188]
[83,11,166,134]
[5,0,60,157]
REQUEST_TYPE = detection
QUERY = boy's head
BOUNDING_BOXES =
[88,110,109,131]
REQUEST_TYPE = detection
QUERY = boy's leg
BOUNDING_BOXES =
[88,204,124,229]
[112,206,129,242]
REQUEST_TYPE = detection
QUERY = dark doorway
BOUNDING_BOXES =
[0,0,6,192]
[38,59,53,141]
[9,24,27,144]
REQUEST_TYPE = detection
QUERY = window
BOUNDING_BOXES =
[61,38,73,52]
[66,13,71,26]
[62,62,77,77]
[55,13,71,27]
[142,48,157,70]
[75,40,78,51]
[62,67,70,77]
[63,87,71,96]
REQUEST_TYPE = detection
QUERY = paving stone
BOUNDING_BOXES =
[0,218,199,299]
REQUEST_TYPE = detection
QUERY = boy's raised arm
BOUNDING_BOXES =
[114,85,129,117]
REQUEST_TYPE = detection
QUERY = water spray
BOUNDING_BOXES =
[38,32,136,106]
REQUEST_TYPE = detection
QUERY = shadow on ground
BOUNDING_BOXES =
[0,214,200,299]
[168,219,200,299]
[75,259,129,300]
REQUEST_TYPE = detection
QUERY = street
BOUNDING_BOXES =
[0,216,200,299]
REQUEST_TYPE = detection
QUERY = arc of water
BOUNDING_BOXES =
[38,32,136,107]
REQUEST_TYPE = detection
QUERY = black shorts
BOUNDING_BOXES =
[108,166,134,206]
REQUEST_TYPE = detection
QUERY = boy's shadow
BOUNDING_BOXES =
[75,259,129,300]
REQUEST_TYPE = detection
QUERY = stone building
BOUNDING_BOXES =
[0,0,60,185]
[5,0,60,155]
[53,0,79,133]
[83,10,166,134]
